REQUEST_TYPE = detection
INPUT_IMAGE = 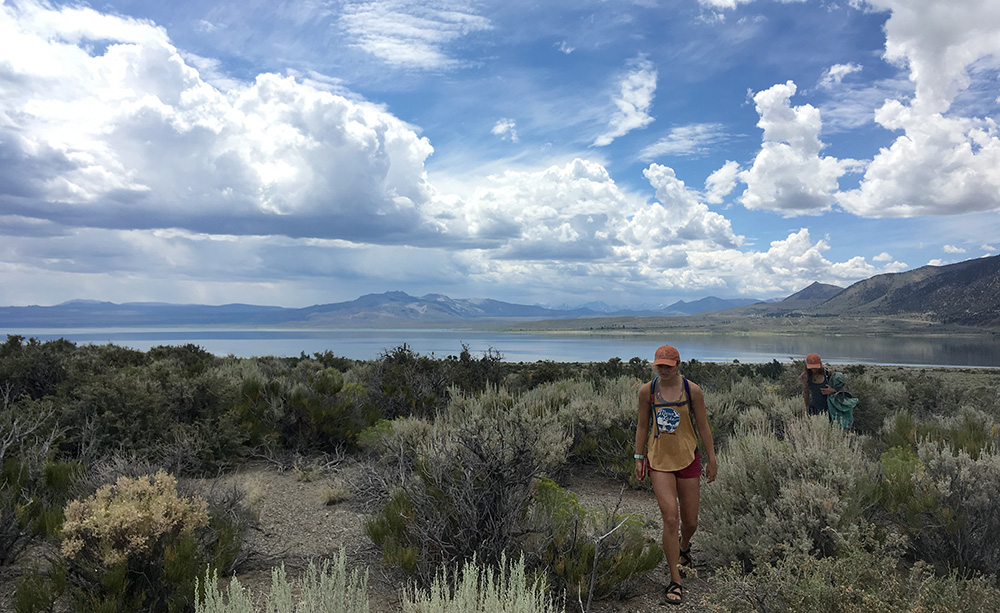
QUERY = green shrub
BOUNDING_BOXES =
[364,488,420,573]
[1,395,64,565]
[523,479,661,606]
[847,372,909,435]
[0,335,75,400]
[230,362,375,454]
[352,344,453,420]
[13,565,69,613]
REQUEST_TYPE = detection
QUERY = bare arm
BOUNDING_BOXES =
[689,382,717,483]
[635,383,651,481]
[821,368,837,395]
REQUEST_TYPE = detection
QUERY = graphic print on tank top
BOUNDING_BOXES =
[649,376,691,439]
[655,405,681,434]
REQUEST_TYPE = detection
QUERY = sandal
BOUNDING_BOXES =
[679,544,692,568]
[665,581,683,605]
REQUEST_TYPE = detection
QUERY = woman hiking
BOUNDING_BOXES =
[801,352,835,417]
[634,344,717,606]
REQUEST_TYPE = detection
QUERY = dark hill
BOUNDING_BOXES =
[720,281,844,317]
[785,282,844,302]
[808,255,1000,326]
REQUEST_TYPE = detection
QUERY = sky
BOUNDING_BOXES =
[1,0,999,310]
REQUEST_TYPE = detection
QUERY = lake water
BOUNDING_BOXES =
[4,327,1000,368]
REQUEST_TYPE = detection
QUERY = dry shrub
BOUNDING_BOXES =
[16,470,245,613]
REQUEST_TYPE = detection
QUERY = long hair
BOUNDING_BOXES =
[801,364,821,393]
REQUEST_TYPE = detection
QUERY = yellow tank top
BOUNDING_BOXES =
[647,377,699,472]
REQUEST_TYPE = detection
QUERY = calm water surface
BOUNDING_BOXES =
[4,327,1000,368]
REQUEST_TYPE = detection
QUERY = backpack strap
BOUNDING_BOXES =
[649,377,692,439]
[649,376,659,438]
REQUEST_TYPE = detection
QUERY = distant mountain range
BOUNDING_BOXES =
[0,291,760,329]
[2,255,997,329]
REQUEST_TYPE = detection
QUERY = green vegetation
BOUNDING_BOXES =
[3,334,1000,612]
[196,549,369,613]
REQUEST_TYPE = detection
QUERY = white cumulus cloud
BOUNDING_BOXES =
[738,81,857,215]
[0,1,441,243]
[461,158,636,260]
[943,244,966,253]
[837,0,1000,217]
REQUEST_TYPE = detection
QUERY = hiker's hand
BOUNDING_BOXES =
[821,385,836,395]
[704,458,717,483]
[635,458,646,481]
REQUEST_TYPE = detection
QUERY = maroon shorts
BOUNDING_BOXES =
[649,449,702,479]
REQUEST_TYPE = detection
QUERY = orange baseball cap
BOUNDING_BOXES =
[806,353,822,368]
[653,344,680,366]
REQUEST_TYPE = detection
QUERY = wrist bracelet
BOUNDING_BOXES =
[633,453,644,459]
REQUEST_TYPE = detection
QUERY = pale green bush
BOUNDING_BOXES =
[707,383,798,450]
[880,405,999,459]
[879,438,1000,574]
[366,386,569,583]
[198,553,560,613]
[535,377,638,475]
[432,384,572,476]
[704,529,1000,613]
[699,415,877,569]
[404,554,563,613]
[927,405,999,458]
[197,549,369,613]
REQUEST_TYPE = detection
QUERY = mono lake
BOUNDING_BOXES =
[4,327,1000,368]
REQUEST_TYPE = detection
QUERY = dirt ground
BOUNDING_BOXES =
[0,460,716,612]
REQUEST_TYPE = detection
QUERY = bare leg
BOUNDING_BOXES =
[649,469,682,591]
[676,475,701,552]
